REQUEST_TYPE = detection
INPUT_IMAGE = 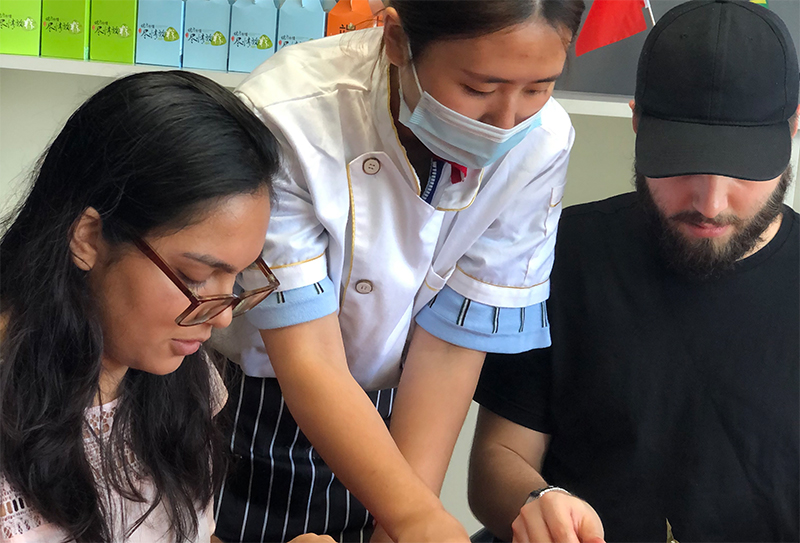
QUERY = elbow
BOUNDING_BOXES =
[467,447,508,541]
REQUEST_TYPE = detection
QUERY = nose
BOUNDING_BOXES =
[482,94,519,130]
[208,304,234,329]
[692,175,731,219]
[492,107,517,130]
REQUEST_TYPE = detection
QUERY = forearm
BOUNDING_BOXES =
[260,315,450,541]
[468,408,549,541]
[389,326,486,495]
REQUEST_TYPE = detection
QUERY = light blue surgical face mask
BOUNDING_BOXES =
[397,53,543,170]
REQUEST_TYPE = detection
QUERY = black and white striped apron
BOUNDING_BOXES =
[214,361,396,543]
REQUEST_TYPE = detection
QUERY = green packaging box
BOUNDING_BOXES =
[89,0,137,63]
[0,0,42,56]
[41,0,90,59]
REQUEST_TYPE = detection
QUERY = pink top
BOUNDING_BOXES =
[1,366,227,543]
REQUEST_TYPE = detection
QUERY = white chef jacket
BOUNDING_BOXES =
[215,28,574,391]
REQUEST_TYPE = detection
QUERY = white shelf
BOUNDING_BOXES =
[553,90,632,118]
[2,54,635,117]
[0,53,248,88]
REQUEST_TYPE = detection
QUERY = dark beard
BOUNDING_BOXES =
[635,169,791,280]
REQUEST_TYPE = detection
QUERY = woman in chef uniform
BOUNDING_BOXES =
[213,1,585,542]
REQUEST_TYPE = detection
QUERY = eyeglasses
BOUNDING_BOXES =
[134,238,280,327]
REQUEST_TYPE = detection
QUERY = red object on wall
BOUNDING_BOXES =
[575,0,647,56]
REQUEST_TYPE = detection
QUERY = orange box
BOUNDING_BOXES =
[325,0,379,37]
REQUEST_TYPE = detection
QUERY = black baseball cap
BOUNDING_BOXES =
[635,0,799,181]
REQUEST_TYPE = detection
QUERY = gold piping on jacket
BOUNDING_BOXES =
[455,264,549,290]
[340,162,357,307]
[270,252,326,270]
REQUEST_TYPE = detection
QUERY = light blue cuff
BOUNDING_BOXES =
[244,276,338,330]
[415,286,551,354]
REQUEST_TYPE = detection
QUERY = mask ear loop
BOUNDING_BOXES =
[405,42,424,97]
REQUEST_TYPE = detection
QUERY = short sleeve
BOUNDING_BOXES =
[234,92,330,293]
[474,345,554,434]
[447,107,575,307]
[415,285,550,353]
[244,277,338,330]
[448,127,573,309]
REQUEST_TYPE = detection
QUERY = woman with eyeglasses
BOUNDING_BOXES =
[0,71,331,543]
[212,1,586,542]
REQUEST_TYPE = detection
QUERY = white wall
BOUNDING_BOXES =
[0,69,111,216]
[1,67,798,536]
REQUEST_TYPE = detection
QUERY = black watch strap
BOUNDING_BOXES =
[525,485,571,504]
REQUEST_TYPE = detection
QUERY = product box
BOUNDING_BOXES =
[0,0,42,55]
[276,0,324,51]
[183,0,230,71]
[89,0,137,63]
[136,0,184,67]
[40,0,90,60]
[228,0,277,73]
[325,0,375,37]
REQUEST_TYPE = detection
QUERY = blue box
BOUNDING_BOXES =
[276,0,324,51]
[183,0,230,71]
[228,0,277,73]
[136,0,184,67]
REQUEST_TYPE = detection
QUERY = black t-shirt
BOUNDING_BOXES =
[476,193,800,542]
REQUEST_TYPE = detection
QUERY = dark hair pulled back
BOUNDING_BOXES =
[0,71,280,542]
[389,0,585,59]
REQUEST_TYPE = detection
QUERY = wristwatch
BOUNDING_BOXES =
[525,485,571,504]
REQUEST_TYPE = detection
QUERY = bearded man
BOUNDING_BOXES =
[467,1,800,542]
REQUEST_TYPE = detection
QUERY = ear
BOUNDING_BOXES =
[792,104,800,138]
[69,207,103,272]
[629,99,639,134]
[382,7,410,68]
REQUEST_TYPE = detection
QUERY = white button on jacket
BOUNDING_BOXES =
[362,158,381,175]
[216,29,575,391]
[355,280,374,295]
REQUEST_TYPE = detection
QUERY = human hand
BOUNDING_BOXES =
[511,490,604,543]
[288,533,337,543]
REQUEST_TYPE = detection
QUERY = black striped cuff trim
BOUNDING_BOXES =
[457,298,471,327]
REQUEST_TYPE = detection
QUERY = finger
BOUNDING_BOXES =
[288,534,337,543]
[545,509,581,543]
[538,496,580,543]
[525,514,554,543]
[512,514,531,543]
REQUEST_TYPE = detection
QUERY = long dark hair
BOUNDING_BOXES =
[0,71,280,542]
[389,0,586,59]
